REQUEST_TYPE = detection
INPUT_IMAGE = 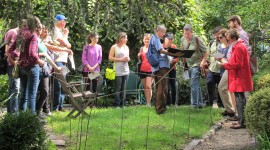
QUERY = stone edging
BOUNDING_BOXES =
[183,119,224,150]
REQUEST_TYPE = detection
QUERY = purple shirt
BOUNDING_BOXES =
[9,28,39,68]
[82,44,102,72]
[4,28,18,66]
[238,27,251,54]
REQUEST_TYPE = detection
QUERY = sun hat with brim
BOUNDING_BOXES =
[55,14,67,21]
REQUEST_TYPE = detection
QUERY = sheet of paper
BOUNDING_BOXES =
[88,71,100,80]
[213,52,225,59]
[68,55,75,70]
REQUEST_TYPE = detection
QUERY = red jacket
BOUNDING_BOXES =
[224,40,253,92]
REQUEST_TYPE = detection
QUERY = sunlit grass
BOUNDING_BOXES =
[47,105,222,149]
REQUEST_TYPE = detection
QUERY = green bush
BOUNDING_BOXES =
[0,75,8,103]
[254,73,270,90]
[0,111,48,149]
[245,87,270,137]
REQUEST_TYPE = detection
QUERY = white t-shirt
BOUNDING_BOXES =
[53,27,69,63]
[114,44,129,76]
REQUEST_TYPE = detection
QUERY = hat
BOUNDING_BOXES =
[165,32,174,39]
[183,24,192,31]
[55,14,67,21]
[227,15,242,25]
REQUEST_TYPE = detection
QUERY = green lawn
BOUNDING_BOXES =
[48,105,222,149]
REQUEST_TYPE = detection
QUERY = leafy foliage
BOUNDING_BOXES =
[245,87,270,138]
[254,73,270,90]
[0,111,48,149]
[0,75,8,103]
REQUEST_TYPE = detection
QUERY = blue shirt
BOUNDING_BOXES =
[149,34,170,72]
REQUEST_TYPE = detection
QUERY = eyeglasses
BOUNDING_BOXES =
[218,36,224,40]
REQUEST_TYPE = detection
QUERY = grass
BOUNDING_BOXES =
[47,105,222,150]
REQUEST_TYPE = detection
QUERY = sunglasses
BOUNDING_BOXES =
[218,36,224,40]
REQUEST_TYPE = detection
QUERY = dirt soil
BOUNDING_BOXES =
[192,120,257,150]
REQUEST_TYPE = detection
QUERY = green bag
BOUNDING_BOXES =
[105,67,116,80]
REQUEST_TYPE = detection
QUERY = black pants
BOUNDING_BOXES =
[83,72,98,93]
[234,92,246,126]
[206,71,222,106]
[36,77,50,113]
[167,68,176,105]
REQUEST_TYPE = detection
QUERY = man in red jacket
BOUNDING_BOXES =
[218,29,253,129]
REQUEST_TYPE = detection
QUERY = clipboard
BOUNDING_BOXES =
[168,47,196,58]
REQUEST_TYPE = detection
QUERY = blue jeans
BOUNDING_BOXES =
[7,66,20,113]
[53,62,66,110]
[19,65,40,114]
[189,66,203,106]
[114,75,128,107]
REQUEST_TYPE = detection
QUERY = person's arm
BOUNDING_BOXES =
[39,52,60,70]
[93,46,102,70]
[197,37,209,68]
[56,38,71,49]
[219,46,244,70]
[44,42,73,55]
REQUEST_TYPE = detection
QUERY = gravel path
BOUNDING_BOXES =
[192,120,257,150]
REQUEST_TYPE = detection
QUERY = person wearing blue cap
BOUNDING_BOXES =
[52,14,73,112]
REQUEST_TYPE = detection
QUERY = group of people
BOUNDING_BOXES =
[3,13,253,129]
[136,15,252,129]
[4,14,73,118]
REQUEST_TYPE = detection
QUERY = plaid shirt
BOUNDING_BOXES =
[9,28,39,67]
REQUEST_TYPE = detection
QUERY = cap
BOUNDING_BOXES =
[227,15,242,25]
[165,32,174,39]
[55,14,67,21]
[183,24,192,31]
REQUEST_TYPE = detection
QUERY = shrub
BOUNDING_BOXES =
[254,73,270,90]
[0,75,8,103]
[0,111,48,149]
[245,87,270,137]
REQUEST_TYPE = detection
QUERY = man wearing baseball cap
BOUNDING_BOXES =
[52,14,73,112]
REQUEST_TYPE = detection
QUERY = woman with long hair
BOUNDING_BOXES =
[81,32,102,95]
[109,32,130,107]
[137,33,152,107]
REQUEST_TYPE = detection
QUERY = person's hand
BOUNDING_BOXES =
[200,60,207,68]
[88,66,94,73]
[62,28,69,35]
[137,53,142,57]
[215,58,222,62]
[174,52,184,57]
[121,56,130,62]
[217,61,225,67]
[56,67,61,71]
[38,59,45,67]
[68,49,73,55]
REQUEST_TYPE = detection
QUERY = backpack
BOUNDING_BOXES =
[147,35,159,67]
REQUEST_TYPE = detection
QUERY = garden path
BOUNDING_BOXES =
[190,120,257,150]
